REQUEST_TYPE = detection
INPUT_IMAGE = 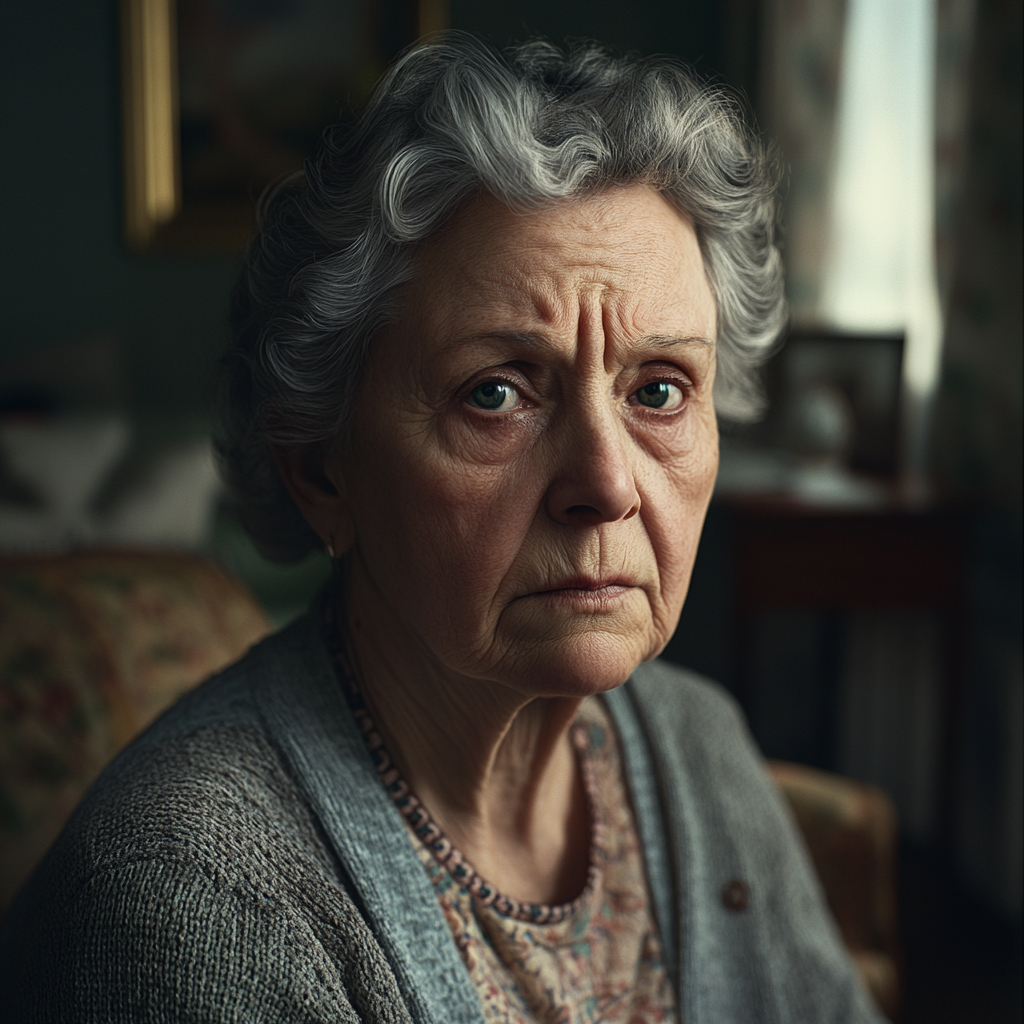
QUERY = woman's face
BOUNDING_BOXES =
[331,185,719,698]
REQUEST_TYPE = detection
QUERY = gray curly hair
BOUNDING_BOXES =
[219,33,786,563]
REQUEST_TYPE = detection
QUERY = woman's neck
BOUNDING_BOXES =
[339,573,591,905]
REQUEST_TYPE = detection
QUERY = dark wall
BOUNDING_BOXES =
[451,0,724,70]
[0,0,240,416]
[0,1,728,416]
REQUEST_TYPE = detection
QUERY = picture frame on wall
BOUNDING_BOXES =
[121,0,448,253]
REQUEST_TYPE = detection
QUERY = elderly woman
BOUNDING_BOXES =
[0,35,883,1024]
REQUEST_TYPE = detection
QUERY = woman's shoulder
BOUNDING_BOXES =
[0,611,409,1021]
[5,713,344,935]
[0,714,402,1019]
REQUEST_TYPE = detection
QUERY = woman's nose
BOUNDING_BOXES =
[544,405,641,527]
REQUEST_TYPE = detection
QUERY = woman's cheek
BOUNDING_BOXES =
[405,420,538,532]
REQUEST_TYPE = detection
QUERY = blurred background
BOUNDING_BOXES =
[0,1,1020,1020]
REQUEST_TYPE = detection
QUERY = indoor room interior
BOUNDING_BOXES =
[0,1,1020,1021]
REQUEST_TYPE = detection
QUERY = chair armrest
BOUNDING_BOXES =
[767,759,902,1017]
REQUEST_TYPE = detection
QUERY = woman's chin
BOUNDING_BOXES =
[499,625,659,699]
[482,594,665,696]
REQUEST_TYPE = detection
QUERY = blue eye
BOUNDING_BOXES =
[469,381,520,412]
[635,381,684,410]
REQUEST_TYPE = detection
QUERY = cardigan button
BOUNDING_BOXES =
[721,878,750,912]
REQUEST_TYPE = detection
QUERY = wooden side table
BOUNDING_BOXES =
[721,493,972,847]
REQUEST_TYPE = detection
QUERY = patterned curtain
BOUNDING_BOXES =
[931,0,1023,918]
[758,0,848,327]
[934,0,978,310]
[931,0,1022,510]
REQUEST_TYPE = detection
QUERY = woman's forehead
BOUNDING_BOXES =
[403,186,715,341]
[418,185,695,264]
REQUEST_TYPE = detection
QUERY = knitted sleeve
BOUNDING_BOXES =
[0,725,413,1024]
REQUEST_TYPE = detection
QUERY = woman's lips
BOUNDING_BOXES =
[539,576,635,593]
[529,577,638,607]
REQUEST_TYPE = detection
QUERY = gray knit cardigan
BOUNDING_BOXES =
[0,606,885,1023]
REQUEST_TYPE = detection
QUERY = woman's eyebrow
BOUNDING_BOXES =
[447,331,552,351]
[643,334,715,351]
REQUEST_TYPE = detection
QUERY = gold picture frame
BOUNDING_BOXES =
[121,0,448,253]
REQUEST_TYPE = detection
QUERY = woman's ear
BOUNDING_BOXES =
[271,443,354,557]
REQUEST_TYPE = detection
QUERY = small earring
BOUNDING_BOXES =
[326,541,336,559]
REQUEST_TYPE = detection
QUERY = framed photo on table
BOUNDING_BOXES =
[121,0,448,253]
[772,331,905,477]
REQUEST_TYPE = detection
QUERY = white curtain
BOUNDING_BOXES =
[818,0,942,476]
